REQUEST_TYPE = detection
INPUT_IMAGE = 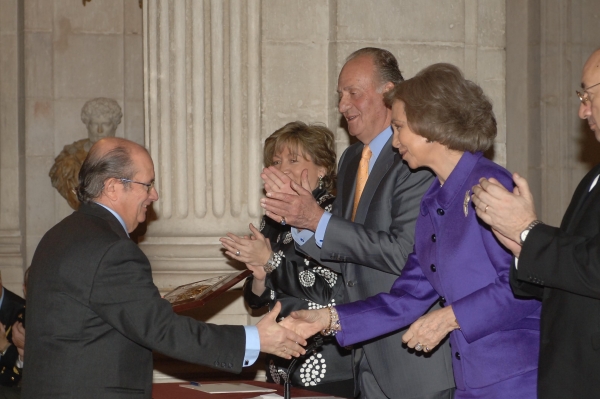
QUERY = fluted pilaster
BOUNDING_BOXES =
[143,0,262,290]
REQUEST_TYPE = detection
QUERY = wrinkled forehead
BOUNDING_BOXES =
[582,51,600,88]
[131,147,155,177]
[337,56,378,89]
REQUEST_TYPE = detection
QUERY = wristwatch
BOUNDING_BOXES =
[520,220,543,245]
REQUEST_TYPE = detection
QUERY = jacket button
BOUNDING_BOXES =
[455,352,461,360]
[228,363,233,368]
[430,264,436,272]
[437,208,445,215]
[431,234,436,242]
[347,281,355,287]
[439,296,446,304]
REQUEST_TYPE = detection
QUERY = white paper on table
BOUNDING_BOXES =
[179,382,277,394]
[248,395,342,399]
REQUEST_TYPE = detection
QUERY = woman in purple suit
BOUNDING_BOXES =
[282,63,542,398]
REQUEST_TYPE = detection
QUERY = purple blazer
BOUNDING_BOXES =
[335,152,541,392]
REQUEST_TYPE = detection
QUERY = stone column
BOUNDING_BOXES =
[142,0,262,292]
[505,0,600,226]
[0,0,25,293]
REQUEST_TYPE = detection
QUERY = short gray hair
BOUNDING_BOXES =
[76,145,135,203]
[346,47,404,87]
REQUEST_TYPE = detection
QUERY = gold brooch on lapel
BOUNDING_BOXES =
[463,190,470,217]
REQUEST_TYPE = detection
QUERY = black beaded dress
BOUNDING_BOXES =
[243,188,353,397]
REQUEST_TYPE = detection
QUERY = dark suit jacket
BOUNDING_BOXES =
[0,288,25,386]
[511,163,600,399]
[299,136,455,398]
[23,203,246,399]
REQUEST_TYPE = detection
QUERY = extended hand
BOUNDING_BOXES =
[402,306,459,353]
[257,302,307,360]
[260,170,324,231]
[472,173,537,243]
[279,308,330,339]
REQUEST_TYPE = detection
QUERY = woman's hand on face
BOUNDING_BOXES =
[402,306,459,354]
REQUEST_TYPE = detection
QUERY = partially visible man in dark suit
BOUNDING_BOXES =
[260,48,454,399]
[0,272,25,395]
[22,137,306,399]
[472,48,600,399]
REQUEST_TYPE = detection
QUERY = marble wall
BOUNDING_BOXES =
[21,0,145,278]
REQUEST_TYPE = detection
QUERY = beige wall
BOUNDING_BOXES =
[22,0,144,275]
[506,0,600,226]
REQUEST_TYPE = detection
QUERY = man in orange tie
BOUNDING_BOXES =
[260,48,454,399]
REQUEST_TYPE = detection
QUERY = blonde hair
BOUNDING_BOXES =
[263,121,337,192]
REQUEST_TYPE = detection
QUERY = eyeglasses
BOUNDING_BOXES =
[120,178,155,193]
[576,81,600,104]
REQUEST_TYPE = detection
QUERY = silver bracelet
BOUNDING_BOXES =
[263,252,279,274]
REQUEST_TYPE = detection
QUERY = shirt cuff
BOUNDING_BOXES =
[514,257,519,270]
[243,326,260,367]
[292,227,314,246]
[314,211,332,248]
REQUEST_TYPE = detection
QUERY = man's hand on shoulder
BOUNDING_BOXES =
[472,173,537,243]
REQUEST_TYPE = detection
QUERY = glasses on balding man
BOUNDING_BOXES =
[576,81,600,105]
[120,178,155,193]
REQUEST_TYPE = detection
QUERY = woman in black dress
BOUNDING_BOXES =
[221,121,353,397]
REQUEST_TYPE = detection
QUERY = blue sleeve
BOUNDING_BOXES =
[243,326,260,367]
[291,211,332,248]
[313,211,332,248]
[291,227,315,246]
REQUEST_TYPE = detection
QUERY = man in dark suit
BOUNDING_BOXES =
[472,48,600,398]
[0,274,25,393]
[22,138,306,399]
[261,48,454,399]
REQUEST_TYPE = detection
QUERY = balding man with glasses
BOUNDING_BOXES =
[22,137,306,399]
[471,48,600,399]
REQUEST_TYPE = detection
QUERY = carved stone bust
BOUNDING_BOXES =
[49,98,123,210]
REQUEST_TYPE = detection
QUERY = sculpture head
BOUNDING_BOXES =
[81,98,123,143]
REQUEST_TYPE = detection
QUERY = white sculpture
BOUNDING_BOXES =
[49,98,123,209]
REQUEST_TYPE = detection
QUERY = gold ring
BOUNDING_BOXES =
[484,205,489,213]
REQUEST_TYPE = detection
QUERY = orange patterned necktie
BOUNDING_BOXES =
[351,145,372,221]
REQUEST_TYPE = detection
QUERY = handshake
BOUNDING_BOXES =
[259,303,332,359]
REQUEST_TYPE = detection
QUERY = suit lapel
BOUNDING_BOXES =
[353,137,395,223]
[565,166,600,232]
[341,146,362,220]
